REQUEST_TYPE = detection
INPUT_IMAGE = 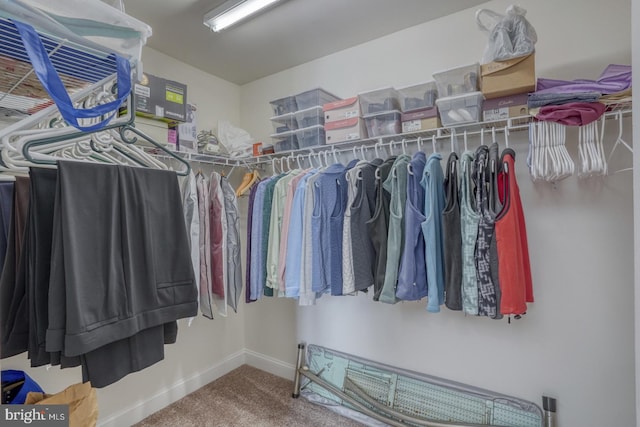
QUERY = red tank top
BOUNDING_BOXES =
[495,150,533,315]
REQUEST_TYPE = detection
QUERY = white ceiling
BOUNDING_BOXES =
[124,0,488,85]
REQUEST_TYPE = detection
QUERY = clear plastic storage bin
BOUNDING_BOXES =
[293,125,326,149]
[269,95,297,116]
[358,87,400,115]
[398,81,438,112]
[294,106,324,129]
[270,112,296,134]
[295,88,340,110]
[271,131,299,153]
[435,92,484,127]
[363,110,402,137]
[432,63,480,98]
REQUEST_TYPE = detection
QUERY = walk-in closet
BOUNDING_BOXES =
[0,0,637,426]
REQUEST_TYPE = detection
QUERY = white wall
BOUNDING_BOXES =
[239,1,635,426]
[0,47,245,426]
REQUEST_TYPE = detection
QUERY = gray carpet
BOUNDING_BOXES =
[134,365,364,426]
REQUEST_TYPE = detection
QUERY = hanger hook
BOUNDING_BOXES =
[480,128,485,146]
[271,156,278,174]
[360,144,366,160]
[332,146,339,164]
[431,134,437,154]
[491,126,496,143]
[504,126,509,148]
[463,130,468,152]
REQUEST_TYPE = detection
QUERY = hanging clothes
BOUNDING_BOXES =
[487,142,503,320]
[350,158,383,293]
[245,182,260,304]
[0,181,13,273]
[249,177,272,301]
[266,170,301,293]
[180,172,200,321]
[367,156,396,301]
[209,171,227,313]
[422,153,446,312]
[301,172,322,305]
[196,172,215,318]
[312,163,351,296]
[261,174,285,297]
[396,152,428,301]
[496,149,534,316]
[26,168,58,367]
[0,176,30,359]
[473,146,498,318]
[220,175,242,312]
[341,163,361,295]
[442,152,463,311]
[284,170,316,299]
[46,161,197,388]
[460,152,480,315]
[379,154,411,304]
[278,170,309,293]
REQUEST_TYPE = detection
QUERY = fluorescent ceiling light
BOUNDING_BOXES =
[204,0,283,32]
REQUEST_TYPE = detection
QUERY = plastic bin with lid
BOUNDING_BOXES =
[270,112,296,134]
[432,63,480,98]
[436,91,484,127]
[363,110,402,137]
[398,81,438,112]
[295,88,340,110]
[293,125,325,149]
[294,106,324,129]
[270,130,299,153]
[358,87,400,115]
[269,95,297,116]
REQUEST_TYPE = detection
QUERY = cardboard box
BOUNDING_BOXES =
[324,97,361,123]
[325,117,366,144]
[134,73,187,122]
[401,106,440,133]
[480,53,535,99]
[134,116,169,146]
[178,103,198,153]
[482,93,529,121]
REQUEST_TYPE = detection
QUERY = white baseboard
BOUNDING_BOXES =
[244,348,296,380]
[97,349,246,427]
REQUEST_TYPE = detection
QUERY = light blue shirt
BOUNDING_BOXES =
[250,178,272,300]
[284,170,315,297]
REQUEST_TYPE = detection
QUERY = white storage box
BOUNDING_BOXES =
[269,95,297,116]
[363,110,402,137]
[358,87,400,115]
[270,112,296,134]
[436,92,484,127]
[295,88,340,110]
[398,81,438,112]
[325,117,366,144]
[271,131,299,153]
[324,97,361,123]
[293,125,325,149]
[433,63,480,98]
[294,106,324,129]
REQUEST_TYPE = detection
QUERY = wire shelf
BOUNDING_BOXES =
[0,16,118,116]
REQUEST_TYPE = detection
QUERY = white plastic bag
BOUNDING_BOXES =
[476,5,537,64]
[217,120,254,158]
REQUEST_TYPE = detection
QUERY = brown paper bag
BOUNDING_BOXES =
[25,382,98,427]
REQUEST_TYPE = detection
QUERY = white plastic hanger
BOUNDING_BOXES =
[607,111,633,174]
[431,135,437,154]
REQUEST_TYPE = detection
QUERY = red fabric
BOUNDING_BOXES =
[535,102,606,126]
[209,176,225,299]
[495,153,533,315]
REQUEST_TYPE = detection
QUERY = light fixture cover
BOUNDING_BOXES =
[204,0,283,32]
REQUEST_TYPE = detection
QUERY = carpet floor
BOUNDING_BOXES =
[134,365,364,427]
